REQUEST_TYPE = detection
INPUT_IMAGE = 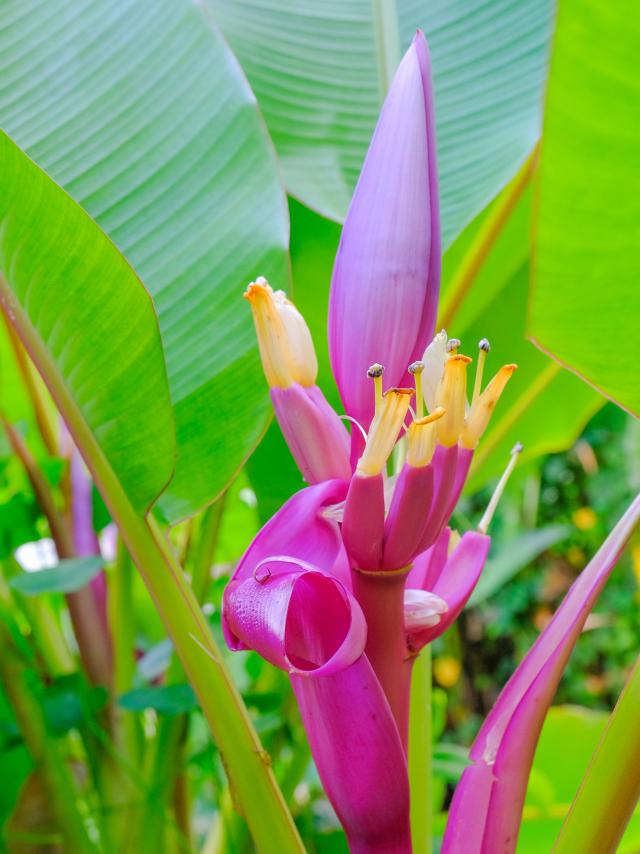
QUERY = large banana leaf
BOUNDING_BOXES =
[0,131,174,513]
[0,0,290,522]
[530,0,640,416]
[208,0,553,245]
[0,133,303,851]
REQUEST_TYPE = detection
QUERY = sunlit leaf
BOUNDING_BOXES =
[0,132,174,512]
[530,0,640,416]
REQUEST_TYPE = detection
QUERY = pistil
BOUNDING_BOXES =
[408,360,424,419]
[472,337,491,405]
[477,442,523,534]
[367,363,385,415]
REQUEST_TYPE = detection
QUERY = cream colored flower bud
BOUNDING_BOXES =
[244,278,318,388]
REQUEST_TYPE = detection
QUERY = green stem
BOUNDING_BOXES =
[553,655,640,854]
[409,648,433,854]
[191,499,225,602]
[0,610,94,853]
[100,538,143,851]
[1,556,75,676]
[1,415,111,687]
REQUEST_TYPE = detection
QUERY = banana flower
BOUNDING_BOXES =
[228,30,517,852]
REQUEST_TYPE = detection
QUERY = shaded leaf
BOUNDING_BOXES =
[119,684,197,716]
[209,0,553,245]
[469,525,571,606]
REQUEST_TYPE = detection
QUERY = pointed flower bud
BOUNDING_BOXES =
[435,355,472,447]
[245,278,318,388]
[356,389,413,477]
[460,364,518,450]
[328,31,441,431]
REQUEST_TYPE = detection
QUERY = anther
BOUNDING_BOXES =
[408,361,425,418]
[478,338,491,352]
[477,443,524,534]
[446,338,461,355]
[368,363,385,414]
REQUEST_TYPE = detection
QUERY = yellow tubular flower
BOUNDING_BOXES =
[435,355,472,447]
[357,388,414,477]
[460,364,518,449]
[406,407,446,468]
[244,277,318,388]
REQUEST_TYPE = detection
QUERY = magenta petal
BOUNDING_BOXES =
[293,656,411,853]
[232,479,348,584]
[223,561,366,676]
[383,463,434,569]
[407,531,490,651]
[328,31,440,429]
[407,527,451,590]
[342,474,385,569]
[442,493,640,854]
[416,444,459,553]
[270,384,351,484]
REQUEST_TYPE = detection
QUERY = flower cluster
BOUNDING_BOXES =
[224,31,516,853]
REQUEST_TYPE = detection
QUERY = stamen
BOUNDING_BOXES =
[460,363,518,450]
[472,338,491,405]
[406,407,445,468]
[367,363,385,414]
[339,414,368,444]
[446,338,461,356]
[357,388,413,477]
[477,443,523,534]
[408,360,425,418]
[435,354,472,447]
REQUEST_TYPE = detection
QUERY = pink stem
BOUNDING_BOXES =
[351,569,412,749]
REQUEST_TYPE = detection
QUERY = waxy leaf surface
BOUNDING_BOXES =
[531,0,640,416]
[208,0,553,246]
[0,0,290,521]
[0,132,174,513]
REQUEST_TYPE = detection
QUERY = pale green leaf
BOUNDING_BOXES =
[530,0,640,416]
[0,132,174,512]
[209,0,553,245]
[9,556,104,596]
[0,0,290,522]
[469,525,570,606]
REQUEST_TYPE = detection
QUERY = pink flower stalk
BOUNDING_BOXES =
[234,30,518,851]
